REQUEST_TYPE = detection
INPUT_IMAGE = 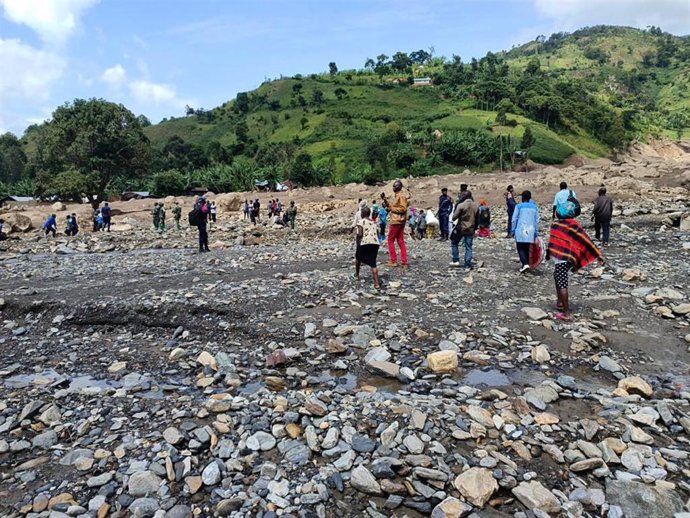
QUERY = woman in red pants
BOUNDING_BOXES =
[385,180,410,267]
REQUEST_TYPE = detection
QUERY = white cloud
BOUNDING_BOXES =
[0,0,99,43]
[0,38,65,101]
[534,0,690,35]
[101,63,127,86]
[129,79,189,108]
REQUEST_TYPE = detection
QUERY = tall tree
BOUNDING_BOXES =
[36,98,150,209]
[328,62,338,76]
[0,132,27,183]
[521,126,536,156]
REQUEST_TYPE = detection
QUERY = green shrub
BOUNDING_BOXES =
[436,129,499,165]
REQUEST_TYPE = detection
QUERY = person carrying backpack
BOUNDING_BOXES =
[43,214,57,237]
[101,202,112,232]
[552,181,579,220]
[190,197,210,252]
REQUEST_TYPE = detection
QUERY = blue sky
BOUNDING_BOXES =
[1,0,688,135]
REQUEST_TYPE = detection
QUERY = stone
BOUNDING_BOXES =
[163,427,184,445]
[522,307,548,320]
[165,505,193,518]
[364,346,391,363]
[606,480,684,518]
[367,360,400,378]
[618,376,653,397]
[598,355,622,373]
[403,434,425,454]
[196,351,217,370]
[671,303,690,315]
[512,481,561,513]
[570,458,604,472]
[531,344,551,363]
[427,350,458,373]
[278,439,311,465]
[304,397,328,416]
[202,461,221,485]
[431,497,472,518]
[128,471,162,497]
[246,431,276,451]
[453,467,498,507]
[32,430,58,449]
[350,465,382,495]
[128,497,159,517]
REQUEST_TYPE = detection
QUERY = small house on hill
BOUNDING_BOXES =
[121,191,152,201]
[0,195,34,207]
[413,77,432,87]
[189,187,209,196]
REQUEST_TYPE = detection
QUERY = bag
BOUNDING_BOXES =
[188,207,200,226]
[425,210,439,227]
[529,237,545,269]
[557,190,581,219]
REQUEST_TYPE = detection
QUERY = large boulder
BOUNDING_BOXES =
[2,212,33,233]
[606,480,684,518]
[52,201,66,211]
[216,194,243,212]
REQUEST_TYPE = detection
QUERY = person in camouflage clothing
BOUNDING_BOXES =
[172,202,182,230]
[287,201,297,230]
[158,204,166,232]
[152,203,160,230]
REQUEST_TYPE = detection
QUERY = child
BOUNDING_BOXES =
[416,209,427,239]
[378,206,388,243]
[478,200,492,238]
[354,207,381,289]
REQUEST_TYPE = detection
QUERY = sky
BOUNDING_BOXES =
[1,0,689,135]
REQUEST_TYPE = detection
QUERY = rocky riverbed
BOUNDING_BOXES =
[1,177,690,517]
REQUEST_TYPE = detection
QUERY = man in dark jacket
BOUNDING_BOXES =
[437,188,453,241]
[450,191,480,269]
[195,197,210,252]
[592,186,613,245]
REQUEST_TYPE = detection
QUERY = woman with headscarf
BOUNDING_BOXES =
[547,211,605,321]
[477,200,492,238]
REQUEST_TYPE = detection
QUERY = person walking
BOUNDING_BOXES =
[253,199,261,223]
[478,200,492,238]
[43,214,57,237]
[437,188,453,241]
[377,204,388,243]
[511,190,540,273]
[194,197,210,252]
[209,201,217,223]
[101,202,112,232]
[243,199,250,220]
[416,209,427,240]
[385,180,410,268]
[505,185,516,237]
[547,212,604,321]
[287,201,297,229]
[592,186,613,246]
[158,204,166,232]
[449,191,480,269]
[552,181,577,220]
[152,203,160,230]
[354,206,382,289]
[173,202,182,230]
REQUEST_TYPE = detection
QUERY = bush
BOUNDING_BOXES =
[152,170,187,196]
[436,129,499,165]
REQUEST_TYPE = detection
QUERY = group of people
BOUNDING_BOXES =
[93,202,112,232]
[352,179,611,321]
[244,198,298,229]
[151,201,184,232]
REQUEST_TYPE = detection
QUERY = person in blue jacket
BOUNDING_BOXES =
[511,190,540,273]
[43,214,57,237]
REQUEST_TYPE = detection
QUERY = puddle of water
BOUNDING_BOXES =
[5,369,119,392]
[239,381,267,396]
[461,368,511,387]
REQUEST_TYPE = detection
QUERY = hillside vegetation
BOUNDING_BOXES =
[1,25,689,198]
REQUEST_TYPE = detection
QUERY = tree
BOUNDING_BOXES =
[334,87,348,100]
[289,152,316,186]
[391,51,412,72]
[152,169,187,195]
[521,126,536,154]
[36,98,150,209]
[312,89,324,107]
[300,117,309,130]
[136,114,152,127]
[364,58,375,70]
[235,92,249,114]
[667,111,689,141]
[0,132,27,183]
[328,62,338,76]
[235,120,249,143]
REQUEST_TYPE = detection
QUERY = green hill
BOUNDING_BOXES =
[2,25,689,197]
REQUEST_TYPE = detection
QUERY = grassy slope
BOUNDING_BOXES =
[144,26,689,171]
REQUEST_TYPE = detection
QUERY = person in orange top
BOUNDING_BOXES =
[385,180,410,267]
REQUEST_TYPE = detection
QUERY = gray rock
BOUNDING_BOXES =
[128,497,159,517]
[32,430,57,449]
[278,439,311,465]
[128,471,162,497]
[165,505,192,518]
[606,479,684,518]
[599,355,622,373]
[202,461,221,486]
[163,427,184,445]
[246,431,276,451]
[87,472,113,487]
[350,465,382,495]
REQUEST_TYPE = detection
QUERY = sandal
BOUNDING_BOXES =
[555,312,572,322]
